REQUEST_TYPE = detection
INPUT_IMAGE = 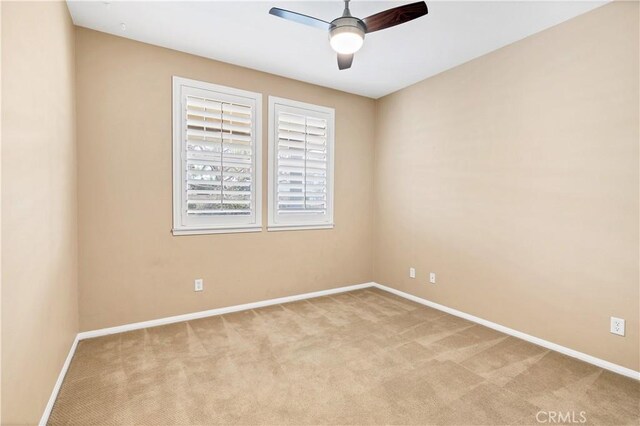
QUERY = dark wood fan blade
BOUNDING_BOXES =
[269,8,332,31]
[362,1,428,33]
[337,53,354,70]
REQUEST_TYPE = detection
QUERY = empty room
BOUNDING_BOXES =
[1,0,638,424]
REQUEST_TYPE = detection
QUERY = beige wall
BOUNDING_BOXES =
[75,28,376,331]
[373,1,639,371]
[1,4,637,423]
[1,1,78,424]
[1,1,3,421]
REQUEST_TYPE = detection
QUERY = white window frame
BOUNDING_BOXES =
[172,76,262,235]
[268,96,335,231]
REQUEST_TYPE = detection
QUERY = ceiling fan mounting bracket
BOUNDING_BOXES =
[342,0,352,17]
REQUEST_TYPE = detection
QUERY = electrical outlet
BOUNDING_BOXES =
[194,278,204,292]
[429,272,436,284]
[610,317,625,336]
[409,268,416,279]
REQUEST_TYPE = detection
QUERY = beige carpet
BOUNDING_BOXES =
[49,288,639,425]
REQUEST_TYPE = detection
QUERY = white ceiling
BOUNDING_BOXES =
[67,1,607,98]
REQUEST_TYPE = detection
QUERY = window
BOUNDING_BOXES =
[172,77,262,235]
[268,97,335,231]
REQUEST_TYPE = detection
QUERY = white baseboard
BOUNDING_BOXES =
[41,282,373,424]
[371,282,640,381]
[39,334,79,426]
[77,282,374,340]
[42,280,639,424]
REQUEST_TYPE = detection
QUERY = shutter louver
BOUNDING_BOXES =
[185,96,253,216]
[276,112,328,216]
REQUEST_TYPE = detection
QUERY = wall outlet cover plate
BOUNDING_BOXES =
[194,279,204,292]
[610,317,625,336]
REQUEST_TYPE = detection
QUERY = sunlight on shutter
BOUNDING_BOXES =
[185,96,253,216]
[276,112,328,216]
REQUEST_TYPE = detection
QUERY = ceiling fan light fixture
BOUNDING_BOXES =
[270,1,429,70]
[329,24,364,54]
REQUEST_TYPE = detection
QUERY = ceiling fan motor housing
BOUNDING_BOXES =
[329,17,366,54]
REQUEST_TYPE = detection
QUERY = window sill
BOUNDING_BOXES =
[267,224,334,232]
[172,226,262,236]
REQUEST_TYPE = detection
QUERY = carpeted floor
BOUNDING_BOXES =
[49,288,639,425]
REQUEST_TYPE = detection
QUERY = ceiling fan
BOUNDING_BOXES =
[269,0,429,70]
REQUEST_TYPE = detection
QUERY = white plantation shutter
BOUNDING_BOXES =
[276,113,328,215]
[268,97,335,230]
[173,77,262,235]
[185,97,253,216]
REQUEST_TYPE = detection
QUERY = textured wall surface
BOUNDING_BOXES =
[373,2,639,371]
[75,28,376,331]
[1,1,78,423]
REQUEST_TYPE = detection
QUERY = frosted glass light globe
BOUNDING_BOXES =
[329,26,364,54]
